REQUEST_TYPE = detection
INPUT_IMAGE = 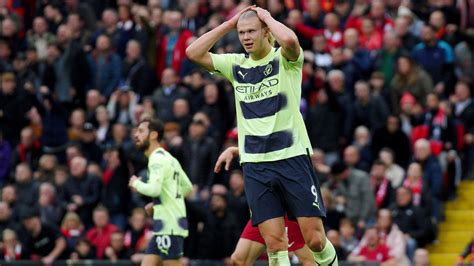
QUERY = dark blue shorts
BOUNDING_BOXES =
[146,235,184,260]
[243,155,326,226]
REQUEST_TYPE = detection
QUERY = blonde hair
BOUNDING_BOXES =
[239,10,275,47]
[61,212,83,229]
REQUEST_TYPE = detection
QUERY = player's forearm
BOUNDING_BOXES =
[262,16,299,50]
[133,180,162,197]
[186,22,234,61]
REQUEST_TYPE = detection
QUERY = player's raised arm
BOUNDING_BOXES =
[186,5,253,71]
[251,6,300,61]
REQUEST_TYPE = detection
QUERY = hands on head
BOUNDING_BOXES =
[227,5,272,28]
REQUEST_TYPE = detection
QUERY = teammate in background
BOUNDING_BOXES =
[215,146,315,266]
[188,5,337,266]
[129,118,192,266]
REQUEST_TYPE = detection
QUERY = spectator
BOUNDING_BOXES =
[370,160,394,209]
[53,24,89,106]
[104,231,133,261]
[1,185,19,222]
[156,10,192,79]
[80,123,103,164]
[413,139,442,219]
[451,81,474,178]
[339,218,359,254]
[402,162,433,217]
[343,145,370,173]
[351,80,390,132]
[173,112,218,192]
[152,68,189,123]
[226,170,249,231]
[326,229,348,261]
[376,209,410,265]
[190,191,240,262]
[390,187,434,257]
[413,248,430,266]
[33,88,67,156]
[13,163,39,210]
[412,24,454,96]
[181,0,206,34]
[60,212,84,253]
[124,208,151,253]
[342,28,373,83]
[348,227,395,265]
[85,206,118,259]
[19,208,67,264]
[171,98,192,136]
[390,55,433,113]
[43,4,63,34]
[0,229,29,261]
[70,238,96,261]
[68,109,86,142]
[101,147,131,230]
[0,72,29,146]
[63,0,96,32]
[329,161,376,231]
[106,123,134,154]
[372,115,412,168]
[116,5,136,58]
[379,148,405,188]
[0,202,18,240]
[311,149,332,181]
[27,17,56,60]
[87,34,122,97]
[122,39,156,98]
[85,89,103,123]
[295,13,344,51]
[93,9,123,54]
[63,156,101,227]
[346,0,394,34]
[200,83,233,145]
[453,31,473,84]
[11,127,42,171]
[95,105,112,145]
[321,187,346,231]
[394,16,419,53]
[38,182,63,226]
[36,154,58,183]
[107,87,139,126]
[358,18,383,51]
[184,70,206,114]
[353,126,374,171]
[66,12,92,48]
[53,166,69,202]
[374,30,401,85]
[423,93,457,151]
[307,87,343,162]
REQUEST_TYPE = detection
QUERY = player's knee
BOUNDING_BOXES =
[231,251,245,266]
[263,233,287,252]
[306,231,325,252]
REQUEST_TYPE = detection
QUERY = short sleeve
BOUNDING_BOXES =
[280,47,304,71]
[209,53,237,82]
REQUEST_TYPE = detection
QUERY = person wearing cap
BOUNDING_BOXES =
[173,112,219,192]
[80,122,103,164]
[19,207,67,264]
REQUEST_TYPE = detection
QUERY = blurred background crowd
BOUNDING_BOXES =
[0,0,473,265]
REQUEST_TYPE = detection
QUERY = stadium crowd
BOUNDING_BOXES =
[0,0,473,265]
